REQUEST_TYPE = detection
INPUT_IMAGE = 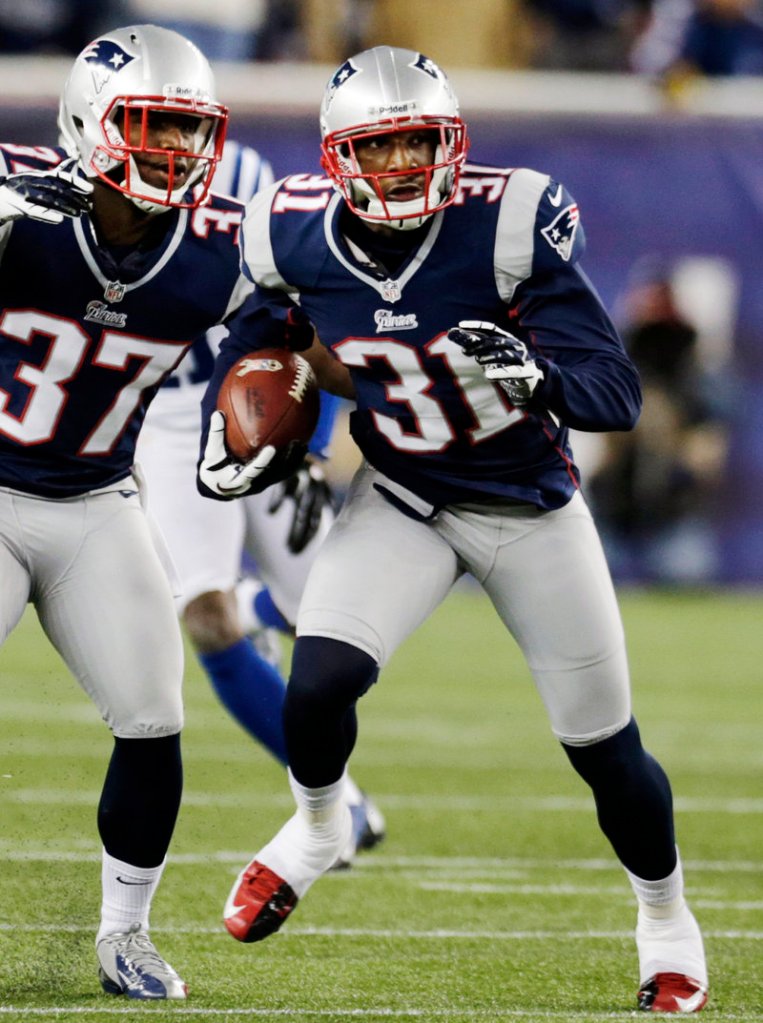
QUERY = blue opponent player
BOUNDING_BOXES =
[198,47,708,1014]
[0,24,259,1000]
[136,139,385,864]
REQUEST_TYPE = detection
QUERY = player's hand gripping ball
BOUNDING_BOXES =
[217,348,320,462]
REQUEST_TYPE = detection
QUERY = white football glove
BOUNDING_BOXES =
[199,410,277,498]
[0,161,94,226]
[448,319,545,407]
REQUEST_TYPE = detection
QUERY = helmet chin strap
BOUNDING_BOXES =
[126,191,174,215]
[120,154,203,214]
[362,197,431,231]
[352,159,449,231]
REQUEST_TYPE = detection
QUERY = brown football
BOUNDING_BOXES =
[216,348,320,462]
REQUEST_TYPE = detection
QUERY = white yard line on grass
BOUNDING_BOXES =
[1,847,762,874]
[4,789,763,813]
[1,1010,763,1020]
[0,922,760,940]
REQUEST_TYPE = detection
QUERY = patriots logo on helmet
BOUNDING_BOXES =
[80,39,136,94]
[81,39,136,71]
[541,203,580,262]
[328,60,358,95]
[413,54,440,79]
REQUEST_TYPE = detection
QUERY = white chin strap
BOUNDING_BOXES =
[122,154,202,214]
[362,196,431,231]
[353,159,450,232]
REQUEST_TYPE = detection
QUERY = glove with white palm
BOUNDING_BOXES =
[0,160,93,226]
[198,410,279,499]
[448,320,544,408]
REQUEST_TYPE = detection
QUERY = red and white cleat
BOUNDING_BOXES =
[223,860,298,943]
[638,973,708,1013]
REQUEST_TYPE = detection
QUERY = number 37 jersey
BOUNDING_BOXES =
[218,162,642,512]
[0,144,248,498]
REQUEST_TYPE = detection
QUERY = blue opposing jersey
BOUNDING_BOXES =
[207,163,642,511]
[0,144,247,497]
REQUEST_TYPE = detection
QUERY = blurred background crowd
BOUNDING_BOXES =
[2,0,763,80]
[0,1,760,586]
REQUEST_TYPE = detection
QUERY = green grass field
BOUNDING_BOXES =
[0,588,761,1022]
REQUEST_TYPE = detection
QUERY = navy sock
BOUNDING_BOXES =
[562,717,676,880]
[285,636,379,786]
[98,734,182,867]
[200,637,288,764]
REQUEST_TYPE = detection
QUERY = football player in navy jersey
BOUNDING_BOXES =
[136,138,385,864]
[199,47,708,1013]
[0,24,244,1000]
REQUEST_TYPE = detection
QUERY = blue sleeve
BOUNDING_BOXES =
[308,391,340,459]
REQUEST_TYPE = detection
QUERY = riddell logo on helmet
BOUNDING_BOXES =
[368,100,419,117]
[164,84,208,100]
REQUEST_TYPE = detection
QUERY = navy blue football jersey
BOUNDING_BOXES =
[0,144,247,497]
[205,163,642,511]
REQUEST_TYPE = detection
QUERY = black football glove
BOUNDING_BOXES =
[268,460,334,553]
[448,320,544,407]
[0,160,93,226]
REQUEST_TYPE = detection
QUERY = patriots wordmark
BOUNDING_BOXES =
[374,309,418,332]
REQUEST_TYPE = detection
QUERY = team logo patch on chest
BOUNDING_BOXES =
[541,203,580,262]
[85,301,127,328]
[375,310,418,333]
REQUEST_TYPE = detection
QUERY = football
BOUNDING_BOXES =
[216,348,320,462]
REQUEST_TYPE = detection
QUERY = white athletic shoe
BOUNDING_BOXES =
[333,792,387,869]
[97,924,187,1000]
[252,627,283,669]
[225,804,351,939]
[636,903,708,1012]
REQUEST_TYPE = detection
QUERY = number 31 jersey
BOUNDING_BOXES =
[216,162,642,513]
[0,144,248,498]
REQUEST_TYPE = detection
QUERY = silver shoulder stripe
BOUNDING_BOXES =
[494,168,550,304]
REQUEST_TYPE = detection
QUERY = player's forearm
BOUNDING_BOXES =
[302,337,355,400]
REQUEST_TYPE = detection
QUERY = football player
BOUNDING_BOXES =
[135,138,385,863]
[198,47,708,1014]
[0,24,245,1000]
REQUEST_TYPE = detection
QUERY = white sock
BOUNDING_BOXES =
[626,850,684,918]
[343,774,364,807]
[234,577,266,635]
[97,849,165,944]
[628,851,707,986]
[255,770,350,896]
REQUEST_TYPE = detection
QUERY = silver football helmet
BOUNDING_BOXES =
[320,47,469,231]
[58,24,228,214]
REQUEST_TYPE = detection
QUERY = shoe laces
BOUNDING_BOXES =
[109,924,175,976]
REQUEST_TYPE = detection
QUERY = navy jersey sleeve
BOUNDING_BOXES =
[199,283,305,452]
[496,172,642,432]
[515,264,642,431]
[199,180,318,462]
